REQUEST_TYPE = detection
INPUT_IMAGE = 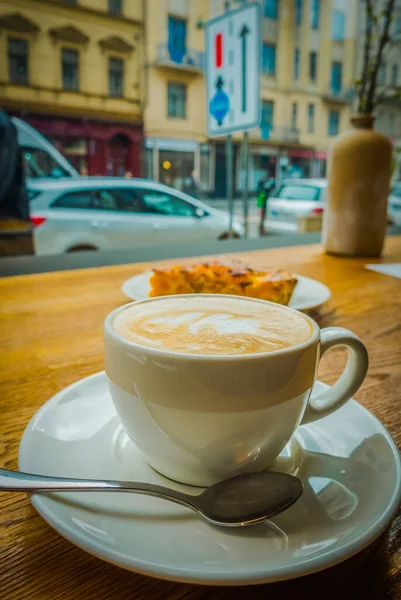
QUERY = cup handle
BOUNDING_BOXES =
[301,327,369,426]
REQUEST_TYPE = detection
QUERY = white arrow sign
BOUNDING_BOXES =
[205,2,261,137]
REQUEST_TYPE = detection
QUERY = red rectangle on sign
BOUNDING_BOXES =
[215,33,223,68]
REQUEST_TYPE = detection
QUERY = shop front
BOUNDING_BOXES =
[145,138,213,198]
[285,148,314,179]
[14,113,143,177]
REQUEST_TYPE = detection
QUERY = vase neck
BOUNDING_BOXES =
[351,115,375,130]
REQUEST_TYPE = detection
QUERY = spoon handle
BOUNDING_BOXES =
[0,468,195,509]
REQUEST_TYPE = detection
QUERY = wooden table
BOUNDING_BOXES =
[1,238,401,600]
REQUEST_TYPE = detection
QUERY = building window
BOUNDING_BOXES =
[291,102,298,129]
[264,0,279,20]
[167,82,186,118]
[389,113,395,133]
[61,48,79,91]
[168,16,187,63]
[309,51,317,81]
[295,0,302,25]
[328,110,340,136]
[310,0,320,30]
[109,57,124,97]
[293,48,300,80]
[331,61,342,94]
[108,0,122,15]
[394,16,401,39]
[379,62,386,85]
[261,100,274,138]
[262,43,276,76]
[307,103,315,133]
[332,10,345,40]
[8,38,29,85]
[391,64,398,86]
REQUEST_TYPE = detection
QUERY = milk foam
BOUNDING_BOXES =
[113,296,313,355]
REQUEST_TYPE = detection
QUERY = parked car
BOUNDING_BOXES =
[28,178,244,255]
[12,117,79,180]
[388,181,401,226]
[266,179,327,232]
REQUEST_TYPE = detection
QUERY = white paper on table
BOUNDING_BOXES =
[366,263,401,279]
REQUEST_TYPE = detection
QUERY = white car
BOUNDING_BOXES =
[388,181,401,226]
[28,178,243,255]
[267,179,327,232]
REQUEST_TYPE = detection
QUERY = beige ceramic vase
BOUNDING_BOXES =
[323,115,393,257]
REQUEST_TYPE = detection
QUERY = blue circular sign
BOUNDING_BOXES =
[209,90,230,125]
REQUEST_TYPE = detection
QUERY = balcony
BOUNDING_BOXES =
[323,87,355,105]
[250,125,300,144]
[154,43,204,74]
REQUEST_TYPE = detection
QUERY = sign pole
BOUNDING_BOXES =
[226,133,234,233]
[242,131,249,238]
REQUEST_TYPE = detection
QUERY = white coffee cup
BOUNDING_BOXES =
[104,295,368,487]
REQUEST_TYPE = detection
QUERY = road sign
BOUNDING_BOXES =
[205,2,261,137]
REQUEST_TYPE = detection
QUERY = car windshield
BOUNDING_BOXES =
[274,184,321,201]
[23,148,71,179]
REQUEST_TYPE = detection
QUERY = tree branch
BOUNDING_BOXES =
[358,0,374,113]
[365,0,396,113]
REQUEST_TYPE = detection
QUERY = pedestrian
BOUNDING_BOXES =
[186,169,200,199]
[257,172,275,236]
[124,170,133,178]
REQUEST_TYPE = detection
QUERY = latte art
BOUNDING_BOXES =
[112,296,313,355]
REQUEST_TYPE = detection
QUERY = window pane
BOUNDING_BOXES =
[108,0,122,15]
[310,0,320,29]
[62,48,79,91]
[23,148,70,178]
[277,185,320,201]
[109,57,124,97]
[295,0,302,25]
[331,61,342,93]
[392,64,398,86]
[328,110,340,136]
[167,82,187,118]
[113,188,146,212]
[168,16,187,63]
[53,191,92,209]
[307,104,315,133]
[332,10,345,40]
[141,191,195,216]
[8,38,28,85]
[264,0,279,20]
[262,43,276,75]
[309,52,317,80]
[92,190,119,210]
[294,49,299,79]
[291,103,297,129]
[261,100,274,138]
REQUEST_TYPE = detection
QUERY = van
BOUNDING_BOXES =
[12,117,79,180]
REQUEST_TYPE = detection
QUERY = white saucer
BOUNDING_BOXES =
[19,372,401,586]
[121,272,331,312]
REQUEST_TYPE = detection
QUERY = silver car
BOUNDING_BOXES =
[28,178,243,255]
[267,179,327,232]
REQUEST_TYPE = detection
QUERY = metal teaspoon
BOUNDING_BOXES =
[0,468,303,527]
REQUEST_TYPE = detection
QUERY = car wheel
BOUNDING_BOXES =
[66,245,98,253]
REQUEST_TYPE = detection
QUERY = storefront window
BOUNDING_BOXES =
[245,153,277,191]
[159,150,194,193]
[145,147,154,180]
[200,144,211,192]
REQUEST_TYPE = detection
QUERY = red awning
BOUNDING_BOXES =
[314,150,327,160]
[287,148,313,159]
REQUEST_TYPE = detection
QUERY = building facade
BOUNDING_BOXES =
[142,0,359,198]
[0,0,144,176]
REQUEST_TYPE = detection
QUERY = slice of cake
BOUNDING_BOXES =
[149,262,298,305]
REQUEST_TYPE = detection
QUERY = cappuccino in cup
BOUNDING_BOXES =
[105,294,368,486]
[112,295,313,355]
